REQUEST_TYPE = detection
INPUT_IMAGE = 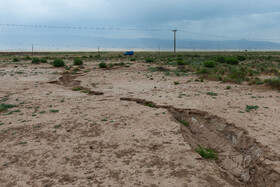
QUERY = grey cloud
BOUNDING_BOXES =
[0,0,280,46]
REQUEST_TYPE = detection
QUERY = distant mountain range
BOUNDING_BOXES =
[1,34,280,51]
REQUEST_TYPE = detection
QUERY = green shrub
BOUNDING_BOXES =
[195,145,218,159]
[130,58,136,61]
[13,57,19,62]
[145,103,154,108]
[174,81,179,85]
[145,58,154,63]
[32,57,40,64]
[0,103,17,112]
[99,62,107,68]
[24,56,32,61]
[237,55,246,61]
[203,60,215,68]
[49,109,59,113]
[225,57,239,65]
[74,58,83,65]
[40,58,47,63]
[72,86,83,91]
[179,120,189,126]
[264,77,280,90]
[226,86,231,90]
[206,92,218,96]
[215,56,226,63]
[197,67,210,75]
[177,60,185,65]
[52,59,65,67]
[246,105,259,112]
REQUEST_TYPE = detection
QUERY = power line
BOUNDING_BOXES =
[0,23,279,42]
[0,23,163,31]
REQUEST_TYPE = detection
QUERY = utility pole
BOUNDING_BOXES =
[97,46,100,55]
[172,29,177,56]
[32,44,34,56]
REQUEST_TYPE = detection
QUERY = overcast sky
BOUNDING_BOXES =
[0,0,280,50]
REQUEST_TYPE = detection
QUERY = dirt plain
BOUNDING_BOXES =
[0,53,280,186]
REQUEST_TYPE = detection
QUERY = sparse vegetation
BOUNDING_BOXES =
[195,144,218,160]
[203,60,215,68]
[72,87,83,91]
[0,103,17,112]
[40,58,47,63]
[52,59,65,67]
[246,105,259,112]
[13,57,20,62]
[130,58,136,61]
[145,58,154,63]
[74,58,83,65]
[99,62,107,68]
[264,77,280,90]
[226,86,231,90]
[32,57,40,64]
[49,109,59,113]
[145,103,154,108]
[179,120,189,127]
[206,92,218,96]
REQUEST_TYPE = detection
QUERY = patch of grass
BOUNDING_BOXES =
[0,103,17,112]
[74,58,83,65]
[264,77,280,90]
[237,55,246,61]
[13,57,20,62]
[54,124,61,128]
[215,56,226,63]
[203,60,216,68]
[195,144,218,160]
[49,109,59,113]
[130,58,136,61]
[40,58,47,63]
[173,81,180,85]
[32,57,40,64]
[4,109,20,115]
[226,86,231,90]
[246,105,259,112]
[225,57,239,65]
[145,58,154,63]
[101,119,107,121]
[72,86,83,91]
[52,59,65,67]
[39,111,46,114]
[99,62,107,68]
[179,120,189,127]
[206,92,218,96]
[19,142,27,145]
[145,103,154,108]
[24,56,32,60]
[81,90,89,93]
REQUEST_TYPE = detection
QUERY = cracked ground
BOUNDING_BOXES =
[0,58,279,186]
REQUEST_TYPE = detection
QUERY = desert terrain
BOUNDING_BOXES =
[0,52,279,186]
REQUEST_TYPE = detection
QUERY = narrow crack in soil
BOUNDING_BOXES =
[48,73,104,95]
[120,97,280,187]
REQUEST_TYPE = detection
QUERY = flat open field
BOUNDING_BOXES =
[0,52,279,186]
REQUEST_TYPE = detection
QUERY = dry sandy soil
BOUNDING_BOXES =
[0,59,279,186]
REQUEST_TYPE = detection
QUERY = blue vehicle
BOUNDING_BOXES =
[123,51,134,56]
